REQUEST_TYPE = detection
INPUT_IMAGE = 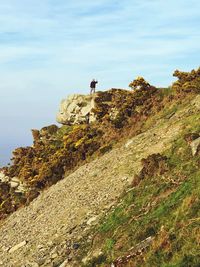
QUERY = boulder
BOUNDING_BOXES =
[56,94,96,125]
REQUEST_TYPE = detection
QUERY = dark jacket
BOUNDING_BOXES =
[90,80,98,88]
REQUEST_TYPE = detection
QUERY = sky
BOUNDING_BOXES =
[0,0,200,166]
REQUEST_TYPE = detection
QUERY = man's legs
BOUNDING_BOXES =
[90,87,94,94]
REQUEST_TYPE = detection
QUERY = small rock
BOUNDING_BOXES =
[9,240,27,253]
[190,137,200,156]
[86,216,97,225]
[37,258,45,266]
[47,241,54,247]
[121,176,128,182]
[37,244,44,250]
[10,181,19,188]
[51,253,58,259]
[125,139,133,148]
[73,243,80,250]
[0,174,9,183]
[11,177,20,182]
[15,185,26,193]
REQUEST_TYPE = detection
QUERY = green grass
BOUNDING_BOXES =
[80,125,200,267]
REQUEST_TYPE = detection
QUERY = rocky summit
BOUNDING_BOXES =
[0,68,200,267]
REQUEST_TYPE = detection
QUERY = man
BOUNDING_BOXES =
[90,79,98,94]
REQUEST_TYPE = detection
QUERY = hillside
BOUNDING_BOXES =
[0,68,200,267]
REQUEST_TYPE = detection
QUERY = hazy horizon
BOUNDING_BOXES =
[0,0,200,166]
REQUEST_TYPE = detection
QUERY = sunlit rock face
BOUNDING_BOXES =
[56,94,96,125]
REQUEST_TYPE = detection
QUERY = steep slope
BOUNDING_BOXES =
[79,102,200,267]
[0,94,199,267]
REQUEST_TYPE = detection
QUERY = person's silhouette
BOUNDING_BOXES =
[90,79,98,94]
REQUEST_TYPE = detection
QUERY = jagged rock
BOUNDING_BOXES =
[56,94,96,125]
[190,137,200,156]
[0,172,9,183]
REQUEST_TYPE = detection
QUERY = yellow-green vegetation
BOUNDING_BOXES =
[173,68,200,93]
[0,67,199,225]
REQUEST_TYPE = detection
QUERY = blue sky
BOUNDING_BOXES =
[0,0,200,166]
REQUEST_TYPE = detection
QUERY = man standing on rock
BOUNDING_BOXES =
[90,79,98,94]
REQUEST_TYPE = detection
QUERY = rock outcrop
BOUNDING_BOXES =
[0,171,27,194]
[56,94,96,125]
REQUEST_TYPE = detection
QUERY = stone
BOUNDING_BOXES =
[121,176,128,182]
[72,243,80,250]
[56,94,96,125]
[51,253,58,259]
[15,185,26,193]
[0,172,9,183]
[10,181,19,188]
[109,107,119,120]
[47,241,54,246]
[11,177,20,183]
[190,137,200,156]
[37,244,44,250]
[37,258,45,266]
[125,139,133,148]
[86,216,97,225]
[8,240,27,253]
